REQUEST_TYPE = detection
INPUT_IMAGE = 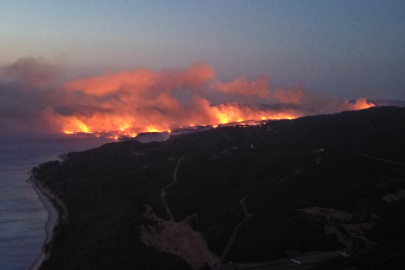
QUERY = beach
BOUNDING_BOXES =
[27,175,65,270]
[0,136,111,269]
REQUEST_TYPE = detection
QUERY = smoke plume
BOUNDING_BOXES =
[0,57,374,138]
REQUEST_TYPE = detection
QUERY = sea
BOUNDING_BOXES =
[0,135,111,270]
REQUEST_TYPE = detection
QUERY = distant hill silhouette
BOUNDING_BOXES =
[369,99,405,107]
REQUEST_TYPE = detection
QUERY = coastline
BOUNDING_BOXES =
[27,175,66,270]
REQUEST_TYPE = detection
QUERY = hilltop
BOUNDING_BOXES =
[33,106,405,270]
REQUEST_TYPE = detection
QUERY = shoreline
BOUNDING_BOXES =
[27,175,66,270]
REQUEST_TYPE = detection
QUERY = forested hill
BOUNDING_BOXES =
[34,106,405,270]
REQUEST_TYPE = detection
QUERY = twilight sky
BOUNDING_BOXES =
[2,0,404,99]
[0,1,404,137]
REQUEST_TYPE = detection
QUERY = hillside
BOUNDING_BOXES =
[33,106,405,270]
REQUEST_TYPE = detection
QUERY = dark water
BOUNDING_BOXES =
[0,136,111,270]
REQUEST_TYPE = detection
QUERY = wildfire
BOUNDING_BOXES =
[0,58,378,138]
[60,98,374,140]
[146,127,160,133]
[55,62,374,140]
[60,105,300,139]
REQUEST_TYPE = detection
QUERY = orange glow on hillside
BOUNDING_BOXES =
[60,98,374,140]
[54,62,375,140]
[213,104,298,124]
[60,104,301,139]
[343,98,375,110]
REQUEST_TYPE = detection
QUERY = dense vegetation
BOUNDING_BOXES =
[34,106,405,269]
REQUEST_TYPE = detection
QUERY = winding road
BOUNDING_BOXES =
[161,156,186,222]
[360,153,404,166]
[215,153,329,269]
[240,196,252,218]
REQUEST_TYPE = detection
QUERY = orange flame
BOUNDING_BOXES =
[60,103,300,139]
[59,99,373,139]
[55,63,374,139]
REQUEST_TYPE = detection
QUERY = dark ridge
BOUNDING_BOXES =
[33,106,405,269]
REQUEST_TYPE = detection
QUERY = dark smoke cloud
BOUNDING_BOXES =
[1,57,62,87]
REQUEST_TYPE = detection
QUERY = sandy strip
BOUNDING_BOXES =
[27,176,60,270]
[139,205,217,270]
